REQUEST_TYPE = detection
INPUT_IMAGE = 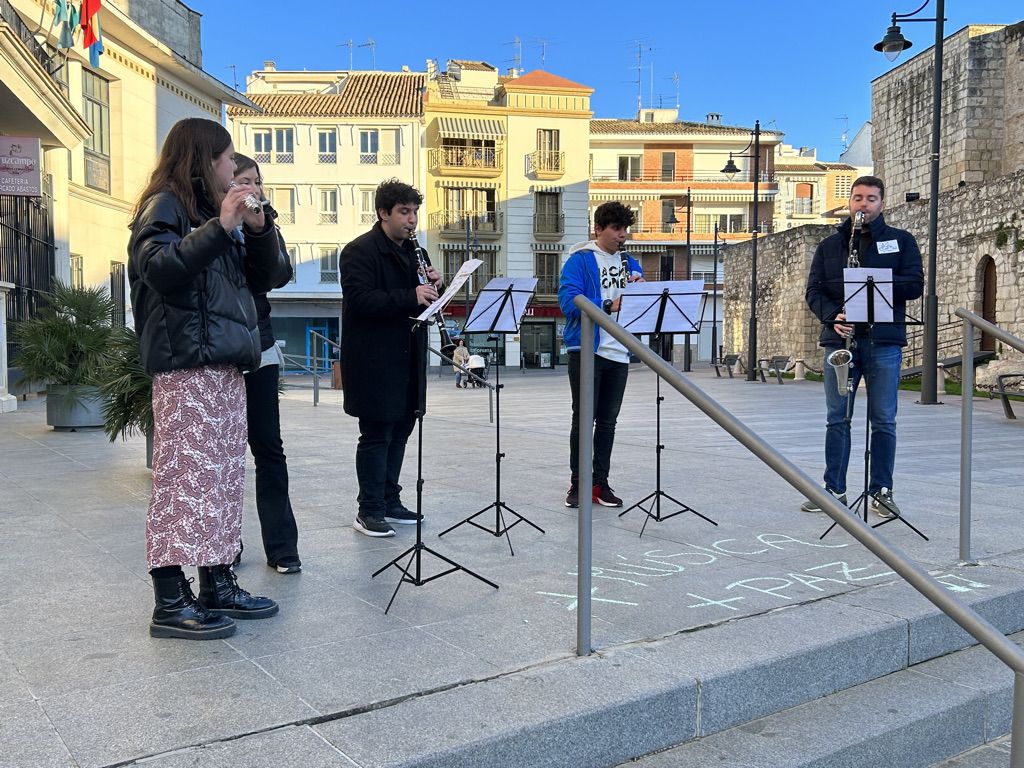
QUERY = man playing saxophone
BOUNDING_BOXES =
[340,179,439,537]
[802,176,923,518]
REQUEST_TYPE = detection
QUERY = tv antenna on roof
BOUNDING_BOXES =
[671,71,680,110]
[338,39,353,70]
[836,115,849,151]
[533,38,553,68]
[505,36,522,70]
[358,38,376,70]
[226,64,238,91]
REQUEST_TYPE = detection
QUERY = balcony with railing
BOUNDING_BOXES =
[430,210,503,239]
[254,151,293,165]
[318,152,337,164]
[529,150,565,179]
[625,220,773,242]
[428,146,502,177]
[786,198,816,217]
[591,169,776,185]
[318,212,338,225]
[1,0,63,92]
[534,273,559,296]
[533,212,564,238]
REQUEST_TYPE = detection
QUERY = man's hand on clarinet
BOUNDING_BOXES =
[833,312,853,339]
[424,265,441,286]
[416,283,439,307]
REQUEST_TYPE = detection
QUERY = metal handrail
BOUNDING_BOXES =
[575,296,1024,766]
[956,309,1024,567]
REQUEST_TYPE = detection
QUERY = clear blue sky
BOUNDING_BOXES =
[186,0,1019,161]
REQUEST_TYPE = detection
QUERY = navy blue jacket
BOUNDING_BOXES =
[805,213,923,347]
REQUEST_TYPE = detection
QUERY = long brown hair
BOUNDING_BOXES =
[131,118,232,227]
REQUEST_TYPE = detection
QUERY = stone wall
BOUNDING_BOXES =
[872,23,1018,204]
[108,0,202,66]
[724,168,1024,375]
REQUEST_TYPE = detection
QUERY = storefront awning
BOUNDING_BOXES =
[437,117,505,141]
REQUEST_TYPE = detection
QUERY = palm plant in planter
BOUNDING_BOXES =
[100,327,155,466]
[11,279,116,429]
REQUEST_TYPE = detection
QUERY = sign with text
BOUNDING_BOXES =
[0,137,42,197]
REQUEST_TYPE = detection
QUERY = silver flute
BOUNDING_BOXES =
[229,181,263,213]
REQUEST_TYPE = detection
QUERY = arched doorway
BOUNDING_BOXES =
[980,256,996,352]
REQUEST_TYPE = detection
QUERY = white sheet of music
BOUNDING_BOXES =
[843,267,894,323]
[415,258,483,323]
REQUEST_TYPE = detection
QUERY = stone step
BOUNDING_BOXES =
[306,566,1024,768]
[623,632,1019,768]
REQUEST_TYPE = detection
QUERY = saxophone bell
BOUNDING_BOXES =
[827,346,853,397]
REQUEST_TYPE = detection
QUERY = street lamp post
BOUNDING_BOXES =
[712,222,719,365]
[875,0,944,404]
[721,120,761,382]
[464,216,480,334]
[662,208,679,364]
[684,186,692,371]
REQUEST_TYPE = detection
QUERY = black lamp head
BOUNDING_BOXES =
[875,24,912,61]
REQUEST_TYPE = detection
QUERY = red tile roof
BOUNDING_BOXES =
[505,70,592,91]
[229,73,425,118]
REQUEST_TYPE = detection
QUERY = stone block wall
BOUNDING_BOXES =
[872,23,1015,204]
[108,0,202,66]
[724,169,1024,373]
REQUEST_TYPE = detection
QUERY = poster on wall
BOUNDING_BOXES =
[0,137,42,197]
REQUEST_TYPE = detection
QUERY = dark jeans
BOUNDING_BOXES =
[568,351,629,484]
[822,341,901,494]
[244,364,299,563]
[355,416,415,519]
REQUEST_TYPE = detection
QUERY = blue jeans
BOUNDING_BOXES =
[822,341,901,495]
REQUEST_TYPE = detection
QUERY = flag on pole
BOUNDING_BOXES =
[52,0,68,26]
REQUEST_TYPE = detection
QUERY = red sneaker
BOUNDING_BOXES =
[592,481,623,507]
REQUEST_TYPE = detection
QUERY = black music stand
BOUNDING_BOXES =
[438,278,545,555]
[616,280,719,537]
[820,268,927,541]
[373,259,498,614]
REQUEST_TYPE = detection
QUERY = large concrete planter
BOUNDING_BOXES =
[46,385,106,430]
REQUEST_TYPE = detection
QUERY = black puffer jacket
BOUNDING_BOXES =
[805,213,924,348]
[128,186,289,375]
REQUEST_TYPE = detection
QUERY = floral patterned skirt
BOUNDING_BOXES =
[147,365,247,569]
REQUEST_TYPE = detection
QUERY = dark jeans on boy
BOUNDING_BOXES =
[568,351,628,484]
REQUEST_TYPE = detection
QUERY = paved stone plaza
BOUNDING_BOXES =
[1,365,1022,767]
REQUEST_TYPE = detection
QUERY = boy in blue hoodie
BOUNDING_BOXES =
[558,201,644,508]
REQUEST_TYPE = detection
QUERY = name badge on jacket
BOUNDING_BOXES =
[877,240,900,254]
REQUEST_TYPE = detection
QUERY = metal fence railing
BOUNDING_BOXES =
[575,296,1024,767]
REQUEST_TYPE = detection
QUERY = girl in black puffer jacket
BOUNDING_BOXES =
[128,118,289,641]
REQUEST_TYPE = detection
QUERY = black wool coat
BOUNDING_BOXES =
[340,223,429,421]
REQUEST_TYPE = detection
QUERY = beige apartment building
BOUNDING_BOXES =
[772,143,868,232]
[228,63,425,368]
[588,110,781,361]
[423,61,592,368]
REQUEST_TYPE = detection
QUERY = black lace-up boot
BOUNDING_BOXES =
[150,572,236,640]
[197,565,279,619]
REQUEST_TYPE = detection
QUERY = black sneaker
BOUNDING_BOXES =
[565,481,579,508]
[592,481,623,507]
[268,556,301,574]
[385,505,422,525]
[354,514,395,537]
[870,488,900,520]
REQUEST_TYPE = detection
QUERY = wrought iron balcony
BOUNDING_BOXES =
[533,212,564,237]
[534,273,559,295]
[591,169,776,184]
[428,146,502,176]
[429,210,503,238]
[529,150,565,179]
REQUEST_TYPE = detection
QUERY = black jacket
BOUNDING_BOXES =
[805,213,923,347]
[253,228,293,352]
[128,186,289,375]
[340,222,428,421]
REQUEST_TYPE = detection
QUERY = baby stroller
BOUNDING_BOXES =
[467,354,487,387]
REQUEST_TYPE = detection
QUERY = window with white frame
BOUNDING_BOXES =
[318,188,338,224]
[534,192,563,234]
[618,155,641,181]
[359,130,379,164]
[70,254,84,288]
[534,252,559,295]
[318,246,339,284]
[265,186,295,224]
[359,189,376,224]
[82,70,110,193]
[317,129,337,164]
[253,128,294,164]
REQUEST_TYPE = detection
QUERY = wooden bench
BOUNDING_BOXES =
[996,373,1024,420]
[713,354,743,378]
[755,355,793,384]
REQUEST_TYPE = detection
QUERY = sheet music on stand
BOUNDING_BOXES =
[616,279,705,334]
[415,258,483,323]
[843,267,893,323]
[465,277,538,333]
